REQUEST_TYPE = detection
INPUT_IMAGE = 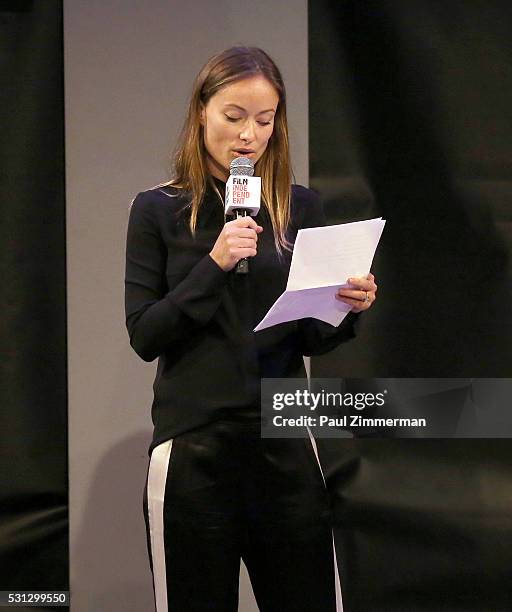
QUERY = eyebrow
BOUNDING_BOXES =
[224,104,276,115]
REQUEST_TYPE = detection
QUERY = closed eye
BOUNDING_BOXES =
[225,115,272,126]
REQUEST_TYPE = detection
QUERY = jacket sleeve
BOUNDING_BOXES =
[299,311,362,356]
[294,186,362,356]
[124,191,228,362]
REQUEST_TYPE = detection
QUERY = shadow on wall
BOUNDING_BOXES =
[71,432,154,611]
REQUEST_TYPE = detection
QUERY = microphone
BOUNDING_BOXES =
[224,157,261,274]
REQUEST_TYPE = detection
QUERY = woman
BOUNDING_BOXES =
[125,47,377,612]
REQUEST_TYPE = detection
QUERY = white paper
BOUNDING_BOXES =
[254,217,386,332]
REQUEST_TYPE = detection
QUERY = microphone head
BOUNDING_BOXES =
[230,156,254,177]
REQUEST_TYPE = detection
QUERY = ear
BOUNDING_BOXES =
[199,103,206,126]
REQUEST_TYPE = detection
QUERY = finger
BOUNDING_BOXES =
[335,295,371,311]
[337,289,369,301]
[338,289,375,304]
[347,277,377,292]
[235,228,259,239]
[231,216,259,230]
[347,277,372,290]
[337,289,375,304]
[228,219,263,236]
[224,228,258,246]
[229,237,257,249]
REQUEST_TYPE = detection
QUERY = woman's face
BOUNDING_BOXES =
[200,75,279,181]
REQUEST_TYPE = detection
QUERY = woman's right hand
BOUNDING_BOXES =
[209,217,263,272]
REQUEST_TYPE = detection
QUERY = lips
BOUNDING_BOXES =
[233,149,255,155]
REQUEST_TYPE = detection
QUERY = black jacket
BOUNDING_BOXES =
[125,178,359,451]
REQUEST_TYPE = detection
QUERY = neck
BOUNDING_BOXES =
[206,154,228,182]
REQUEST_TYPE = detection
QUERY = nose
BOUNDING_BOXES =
[239,119,255,143]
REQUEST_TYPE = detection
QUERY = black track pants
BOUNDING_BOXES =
[143,418,343,611]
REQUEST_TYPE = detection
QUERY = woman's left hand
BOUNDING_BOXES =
[335,273,378,313]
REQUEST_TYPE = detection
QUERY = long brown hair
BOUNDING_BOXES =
[166,46,292,253]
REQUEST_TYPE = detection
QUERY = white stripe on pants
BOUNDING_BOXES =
[306,426,344,612]
[146,439,173,612]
